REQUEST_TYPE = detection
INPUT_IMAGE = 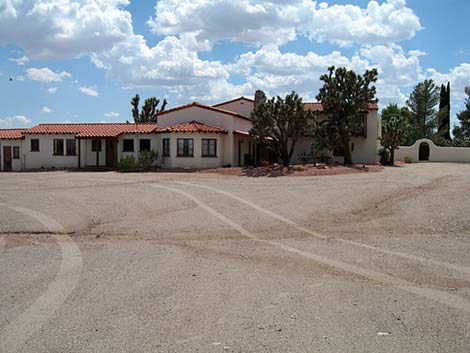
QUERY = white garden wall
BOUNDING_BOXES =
[395,138,470,163]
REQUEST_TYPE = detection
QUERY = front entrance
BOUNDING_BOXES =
[419,142,430,161]
[106,139,117,167]
[3,146,12,172]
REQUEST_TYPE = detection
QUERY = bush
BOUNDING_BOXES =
[117,155,137,172]
[378,148,390,165]
[404,155,413,164]
[138,150,158,171]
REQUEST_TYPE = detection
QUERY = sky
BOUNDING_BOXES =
[0,0,469,128]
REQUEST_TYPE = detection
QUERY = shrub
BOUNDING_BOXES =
[404,155,413,164]
[117,155,137,172]
[378,148,390,165]
[138,150,158,171]
[297,151,311,166]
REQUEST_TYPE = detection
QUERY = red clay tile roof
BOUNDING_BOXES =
[24,123,158,138]
[304,102,379,111]
[0,129,24,139]
[158,121,227,134]
[156,102,251,121]
[213,96,254,107]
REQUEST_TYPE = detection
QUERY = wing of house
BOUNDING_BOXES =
[0,96,379,172]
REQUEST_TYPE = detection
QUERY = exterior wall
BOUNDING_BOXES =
[395,138,470,163]
[158,106,252,166]
[0,139,23,171]
[23,134,79,169]
[116,134,161,162]
[83,139,106,167]
[215,100,254,117]
[160,132,224,169]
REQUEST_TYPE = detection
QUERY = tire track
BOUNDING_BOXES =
[0,204,83,353]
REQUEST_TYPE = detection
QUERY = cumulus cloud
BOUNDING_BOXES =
[104,111,120,117]
[48,87,58,94]
[27,67,72,82]
[9,55,29,65]
[79,86,99,96]
[41,106,52,113]
[0,115,32,126]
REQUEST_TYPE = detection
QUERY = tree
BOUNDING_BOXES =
[380,104,410,165]
[250,91,314,167]
[437,82,451,142]
[130,94,168,123]
[316,66,378,165]
[453,86,470,146]
[406,79,439,141]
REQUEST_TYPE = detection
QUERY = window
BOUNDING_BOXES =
[13,146,20,159]
[123,139,134,152]
[91,139,101,152]
[31,139,39,152]
[177,138,194,157]
[202,139,217,157]
[162,138,170,157]
[66,139,76,156]
[139,139,151,151]
[53,139,64,156]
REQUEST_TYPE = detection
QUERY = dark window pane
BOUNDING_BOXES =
[162,138,170,157]
[177,138,194,157]
[53,139,64,155]
[66,139,76,156]
[31,139,39,152]
[91,140,102,152]
[13,146,20,159]
[139,139,151,151]
[123,139,134,152]
[202,139,216,157]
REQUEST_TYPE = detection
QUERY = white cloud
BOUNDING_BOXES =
[427,63,470,102]
[48,87,58,94]
[0,0,133,59]
[27,67,72,82]
[104,111,120,117]
[41,106,52,113]
[9,55,29,65]
[79,86,99,96]
[0,115,32,126]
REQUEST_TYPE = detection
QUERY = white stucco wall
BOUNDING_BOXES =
[214,99,254,117]
[22,134,79,169]
[116,134,161,161]
[0,139,23,171]
[395,138,470,163]
[159,132,225,169]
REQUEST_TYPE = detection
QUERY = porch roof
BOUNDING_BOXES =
[0,129,24,140]
[23,123,158,138]
[158,121,227,134]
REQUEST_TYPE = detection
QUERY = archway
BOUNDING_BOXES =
[419,142,430,161]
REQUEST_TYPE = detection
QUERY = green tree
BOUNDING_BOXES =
[250,91,314,167]
[380,104,410,165]
[316,66,378,165]
[406,79,440,141]
[437,82,451,142]
[131,94,168,123]
[452,86,470,146]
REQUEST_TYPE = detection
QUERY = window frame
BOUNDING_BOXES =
[13,146,20,159]
[139,139,151,152]
[176,138,194,157]
[201,138,217,157]
[162,138,170,157]
[91,139,102,152]
[66,139,76,156]
[30,139,40,152]
[122,139,134,152]
[53,139,64,156]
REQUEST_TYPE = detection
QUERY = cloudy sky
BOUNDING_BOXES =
[1,0,469,128]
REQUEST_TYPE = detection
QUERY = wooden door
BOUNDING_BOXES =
[3,146,12,172]
[106,140,116,167]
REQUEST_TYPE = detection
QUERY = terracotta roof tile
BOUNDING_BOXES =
[0,129,24,139]
[24,123,158,138]
[158,121,227,134]
[304,102,378,111]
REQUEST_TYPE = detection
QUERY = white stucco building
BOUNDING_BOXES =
[0,96,380,172]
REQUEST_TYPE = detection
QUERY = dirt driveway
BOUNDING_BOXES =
[1,163,470,352]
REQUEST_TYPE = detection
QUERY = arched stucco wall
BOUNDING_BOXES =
[394,138,470,163]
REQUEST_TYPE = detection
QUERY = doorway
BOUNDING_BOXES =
[419,142,430,161]
[106,139,117,167]
[3,146,12,171]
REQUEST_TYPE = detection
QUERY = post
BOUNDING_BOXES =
[96,140,99,167]
[77,139,81,168]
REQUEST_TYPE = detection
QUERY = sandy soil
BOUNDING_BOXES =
[0,163,470,352]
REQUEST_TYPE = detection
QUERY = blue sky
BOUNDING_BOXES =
[1,0,469,128]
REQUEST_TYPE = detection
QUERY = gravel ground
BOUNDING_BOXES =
[0,163,470,353]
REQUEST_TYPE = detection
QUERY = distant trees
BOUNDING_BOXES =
[250,91,314,167]
[437,82,451,142]
[316,66,378,165]
[406,79,440,142]
[380,104,410,165]
[131,94,168,123]
[453,87,470,146]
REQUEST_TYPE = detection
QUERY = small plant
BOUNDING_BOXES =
[117,155,137,172]
[404,155,413,164]
[297,151,311,166]
[378,148,390,165]
[138,150,158,171]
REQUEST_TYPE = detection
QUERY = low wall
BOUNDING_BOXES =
[394,138,470,163]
